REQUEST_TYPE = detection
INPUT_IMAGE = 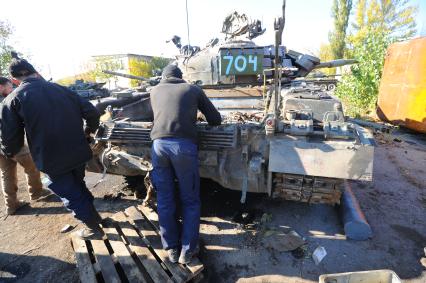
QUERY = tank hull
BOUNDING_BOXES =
[90,114,374,205]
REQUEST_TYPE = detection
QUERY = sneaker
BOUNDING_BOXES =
[30,189,52,201]
[178,249,197,265]
[5,200,29,215]
[73,226,105,240]
[168,248,180,263]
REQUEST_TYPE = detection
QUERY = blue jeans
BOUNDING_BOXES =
[45,164,96,224]
[152,138,200,254]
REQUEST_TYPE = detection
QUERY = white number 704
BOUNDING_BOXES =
[223,55,258,75]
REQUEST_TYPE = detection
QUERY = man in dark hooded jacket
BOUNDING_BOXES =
[150,64,221,264]
[0,55,103,239]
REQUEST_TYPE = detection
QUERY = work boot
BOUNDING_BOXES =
[5,200,29,215]
[168,248,180,263]
[178,246,199,265]
[30,189,52,201]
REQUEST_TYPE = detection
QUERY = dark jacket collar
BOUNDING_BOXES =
[160,77,186,84]
[22,77,45,84]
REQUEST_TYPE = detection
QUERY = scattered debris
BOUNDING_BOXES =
[120,187,135,196]
[60,224,74,233]
[348,118,395,133]
[291,245,309,259]
[263,229,276,237]
[232,209,256,225]
[223,112,264,123]
[312,246,327,265]
[263,228,305,252]
[103,192,125,201]
[260,213,272,224]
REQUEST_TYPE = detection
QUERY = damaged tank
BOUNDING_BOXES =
[68,79,110,100]
[88,1,374,206]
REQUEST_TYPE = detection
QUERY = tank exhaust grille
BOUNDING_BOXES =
[96,125,237,149]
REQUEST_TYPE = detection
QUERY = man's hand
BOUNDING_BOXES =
[84,128,94,143]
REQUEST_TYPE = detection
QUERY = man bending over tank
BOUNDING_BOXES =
[150,65,221,264]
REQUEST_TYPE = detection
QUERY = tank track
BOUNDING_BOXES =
[272,173,344,205]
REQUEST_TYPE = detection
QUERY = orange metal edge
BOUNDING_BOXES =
[377,37,426,133]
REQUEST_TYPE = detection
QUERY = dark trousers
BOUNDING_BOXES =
[45,164,96,224]
[152,138,200,255]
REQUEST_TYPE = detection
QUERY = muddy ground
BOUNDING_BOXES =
[0,133,425,283]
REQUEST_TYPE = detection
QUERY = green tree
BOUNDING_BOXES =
[335,28,390,116]
[334,0,418,116]
[317,43,336,75]
[128,58,152,87]
[55,71,97,86]
[91,56,122,81]
[128,57,171,87]
[150,57,171,74]
[349,0,417,46]
[0,21,14,76]
[329,0,353,59]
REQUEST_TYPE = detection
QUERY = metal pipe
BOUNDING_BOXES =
[273,0,286,120]
[340,182,373,240]
[102,70,149,81]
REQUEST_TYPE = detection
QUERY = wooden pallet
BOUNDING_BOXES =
[71,205,204,283]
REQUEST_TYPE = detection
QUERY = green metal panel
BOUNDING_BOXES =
[219,49,264,76]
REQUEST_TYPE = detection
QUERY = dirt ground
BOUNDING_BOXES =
[0,132,425,283]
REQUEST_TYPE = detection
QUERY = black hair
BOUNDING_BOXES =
[0,77,11,86]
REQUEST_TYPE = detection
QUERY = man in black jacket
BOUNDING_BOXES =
[150,64,221,264]
[0,56,103,239]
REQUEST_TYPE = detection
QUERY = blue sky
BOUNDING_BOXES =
[0,0,424,79]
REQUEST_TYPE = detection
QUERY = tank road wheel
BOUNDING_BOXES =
[328,83,336,91]
[319,84,328,91]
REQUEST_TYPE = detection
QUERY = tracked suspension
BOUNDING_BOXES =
[272,173,343,205]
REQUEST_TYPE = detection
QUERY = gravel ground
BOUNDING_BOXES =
[0,134,425,283]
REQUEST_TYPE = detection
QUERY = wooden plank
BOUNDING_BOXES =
[112,212,173,283]
[184,258,204,277]
[137,205,204,276]
[103,226,148,283]
[137,205,159,229]
[71,237,97,283]
[90,240,121,283]
[125,206,190,283]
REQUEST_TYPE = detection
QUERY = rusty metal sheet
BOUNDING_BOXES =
[268,138,374,181]
[377,37,426,133]
[204,87,264,98]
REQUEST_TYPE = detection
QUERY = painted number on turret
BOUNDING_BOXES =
[220,50,263,76]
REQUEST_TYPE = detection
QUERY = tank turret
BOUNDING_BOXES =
[68,79,109,100]
[169,11,356,87]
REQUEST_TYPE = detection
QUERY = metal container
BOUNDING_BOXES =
[377,36,426,133]
[319,270,401,283]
